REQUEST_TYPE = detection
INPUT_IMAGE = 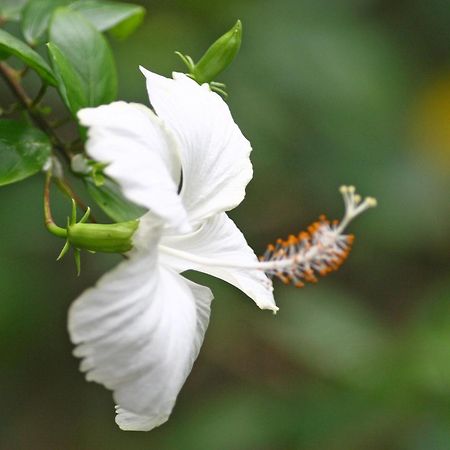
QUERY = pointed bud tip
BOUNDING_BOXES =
[191,19,243,84]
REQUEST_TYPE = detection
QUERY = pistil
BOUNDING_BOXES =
[159,186,376,287]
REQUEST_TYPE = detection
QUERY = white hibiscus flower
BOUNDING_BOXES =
[68,67,376,432]
[69,68,277,432]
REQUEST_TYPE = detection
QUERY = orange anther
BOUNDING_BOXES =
[260,212,355,289]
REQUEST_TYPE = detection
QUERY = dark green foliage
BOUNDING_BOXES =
[0,28,57,85]
[48,8,118,114]
[0,120,51,186]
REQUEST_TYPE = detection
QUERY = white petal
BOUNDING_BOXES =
[140,67,253,224]
[68,248,213,431]
[160,213,278,312]
[78,101,190,233]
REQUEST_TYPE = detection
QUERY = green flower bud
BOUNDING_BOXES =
[177,20,242,85]
[67,220,139,254]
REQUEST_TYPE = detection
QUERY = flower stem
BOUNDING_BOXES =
[44,171,67,239]
[54,177,97,223]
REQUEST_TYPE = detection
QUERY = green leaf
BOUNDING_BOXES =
[0,0,29,21]
[69,0,145,39]
[47,8,117,115]
[0,29,57,85]
[85,177,146,222]
[0,120,51,186]
[21,0,69,46]
[0,48,9,60]
[21,1,144,47]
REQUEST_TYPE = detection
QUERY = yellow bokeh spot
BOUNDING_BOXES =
[412,74,450,169]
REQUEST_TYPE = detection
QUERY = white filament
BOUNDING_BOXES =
[159,186,376,273]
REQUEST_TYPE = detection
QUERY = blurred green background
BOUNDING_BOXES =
[1,0,449,449]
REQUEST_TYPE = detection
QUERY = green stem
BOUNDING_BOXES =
[51,116,71,128]
[44,171,67,239]
[17,65,30,79]
[31,83,47,108]
[54,177,97,223]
